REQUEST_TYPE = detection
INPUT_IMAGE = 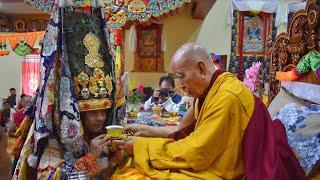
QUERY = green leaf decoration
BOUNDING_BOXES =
[13,41,31,56]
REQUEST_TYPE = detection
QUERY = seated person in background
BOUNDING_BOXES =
[0,101,16,130]
[17,94,26,110]
[144,76,183,113]
[7,95,32,138]
[7,88,19,109]
[13,95,32,130]
[0,127,11,180]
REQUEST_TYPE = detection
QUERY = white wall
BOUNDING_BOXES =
[195,0,232,70]
[0,51,22,98]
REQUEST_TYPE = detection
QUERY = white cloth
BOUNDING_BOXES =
[228,0,280,26]
[129,25,137,52]
[161,24,167,52]
[282,81,320,104]
[229,1,307,27]
[232,0,278,12]
[275,1,306,27]
[288,2,306,13]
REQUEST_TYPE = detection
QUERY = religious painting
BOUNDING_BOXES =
[236,12,272,57]
[229,11,276,80]
[134,23,164,72]
[140,28,157,58]
[243,16,264,53]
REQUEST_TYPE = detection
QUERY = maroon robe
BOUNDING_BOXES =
[169,72,305,179]
[243,96,305,180]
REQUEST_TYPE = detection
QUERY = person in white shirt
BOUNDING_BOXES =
[144,76,184,113]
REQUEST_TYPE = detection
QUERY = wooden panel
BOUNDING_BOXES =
[297,71,320,85]
[268,0,320,102]
[0,13,49,32]
[192,0,217,20]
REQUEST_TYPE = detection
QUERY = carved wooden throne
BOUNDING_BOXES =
[269,0,320,102]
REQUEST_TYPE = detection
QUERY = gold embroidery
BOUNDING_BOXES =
[105,74,113,95]
[73,33,115,111]
[107,10,127,26]
[93,68,105,86]
[74,79,81,95]
[128,0,146,14]
[115,51,121,78]
[74,72,90,99]
[83,33,104,68]
[78,98,112,112]
[89,76,98,98]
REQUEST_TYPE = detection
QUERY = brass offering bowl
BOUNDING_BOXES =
[152,105,163,117]
[105,125,124,139]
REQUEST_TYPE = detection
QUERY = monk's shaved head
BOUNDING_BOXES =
[171,43,217,98]
[172,43,213,68]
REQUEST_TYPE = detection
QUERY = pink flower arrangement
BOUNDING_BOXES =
[136,84,144,94]
[243,62,261,92]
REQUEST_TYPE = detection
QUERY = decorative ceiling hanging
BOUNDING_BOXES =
[0,31,45,56]
[0,37,10,56]
[25,0,192,28]
[104,0,191,28]
[13,41,32,56]
[24,0,55,12]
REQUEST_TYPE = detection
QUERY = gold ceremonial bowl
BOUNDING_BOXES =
[105,125,124,139]
[152,105,163,116]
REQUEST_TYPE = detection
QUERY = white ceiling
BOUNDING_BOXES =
[0,2,45,14]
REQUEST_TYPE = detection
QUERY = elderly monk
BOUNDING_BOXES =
[114,43,305,180]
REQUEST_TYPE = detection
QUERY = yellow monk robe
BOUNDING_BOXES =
[114,72,255,179]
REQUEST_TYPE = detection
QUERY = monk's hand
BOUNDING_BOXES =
[113,137,135,156]
[89,134,111,159]
[124,124,150,137]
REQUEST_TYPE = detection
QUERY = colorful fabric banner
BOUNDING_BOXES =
[0,31,45,56]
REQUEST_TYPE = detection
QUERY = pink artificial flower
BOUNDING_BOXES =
[137,84,144,94]
[243,62,262,92]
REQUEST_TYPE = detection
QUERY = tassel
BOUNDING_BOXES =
[275,68,300,81]
[128,25,137,52]
[27,154,38,168]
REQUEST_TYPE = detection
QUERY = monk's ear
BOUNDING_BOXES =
[196,60,206,75]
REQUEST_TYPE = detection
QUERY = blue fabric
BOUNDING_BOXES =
[171,93,182,104]
[178,111,186,116]
[273,103,320,174]
[210,53,221,62]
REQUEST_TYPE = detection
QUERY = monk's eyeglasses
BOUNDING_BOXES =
[174,72,185,78]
